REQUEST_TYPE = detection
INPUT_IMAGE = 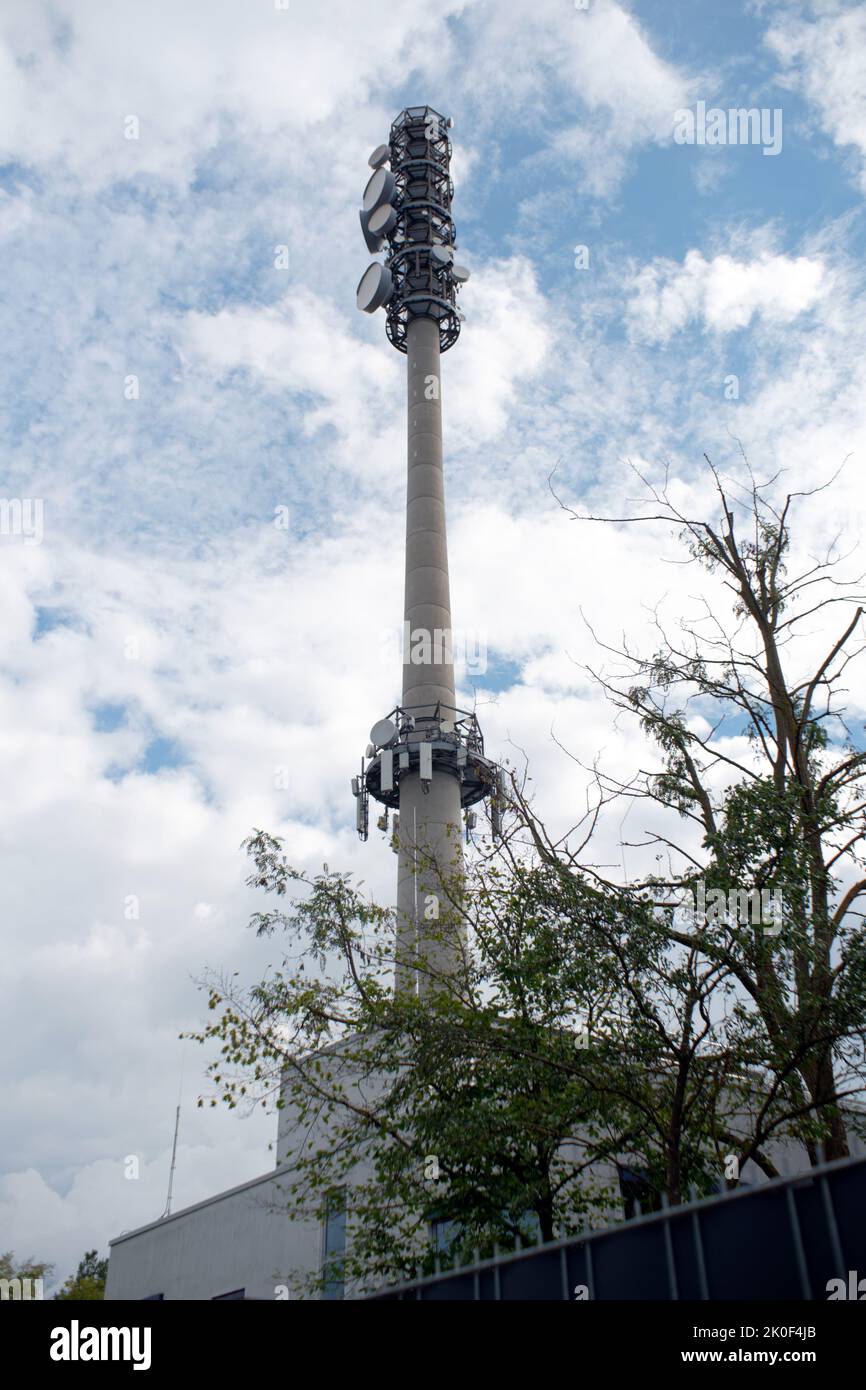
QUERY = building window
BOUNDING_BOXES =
[430,1217,460,1255]
[321,1188,346,1300]
[429,1208,538,1259]
[617,1164,662,1219]
[517,1209,541,1243]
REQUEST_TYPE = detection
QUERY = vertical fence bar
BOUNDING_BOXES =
[820,1171,845,1276]
[785,1186,812,1300]
[661,1195,679,1301]
[690,1193,709,1300]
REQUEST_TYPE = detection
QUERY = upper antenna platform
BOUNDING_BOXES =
[356,105,466,353]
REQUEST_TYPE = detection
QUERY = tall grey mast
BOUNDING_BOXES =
[353,106,499,995]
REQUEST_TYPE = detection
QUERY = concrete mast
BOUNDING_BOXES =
[396,314,465,991]
[354,106,498,996]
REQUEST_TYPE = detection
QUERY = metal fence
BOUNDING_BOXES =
[367,1152,866,1300]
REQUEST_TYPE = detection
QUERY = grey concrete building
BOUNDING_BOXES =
[106,1165,318,1302]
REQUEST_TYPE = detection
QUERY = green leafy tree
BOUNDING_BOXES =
[0,1250,54,1293]
[189,820,797,1292]
[53,1250,108,1300]
[551,456,866,1162]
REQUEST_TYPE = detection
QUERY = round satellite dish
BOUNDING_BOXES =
[359,208,384,254]
[356,263,393,313]
[370,718,398,748]
[368,203,397,237]
[363,167,396,213]
[368,144,391,169]
[451,263,470,282]
[431,245,453,266]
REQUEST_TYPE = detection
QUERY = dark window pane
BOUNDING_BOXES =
[430,1218,460,1254]
[323,1188,347,1255]
[322,1260,344,1300]
[617,1165,662,1219]
[322,1189,347,1298]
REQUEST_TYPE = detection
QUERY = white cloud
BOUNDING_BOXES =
[0,1140,270,1289]
[0,0,467,190]
[626,247,829,342]
[766,4,866,192]
[472,0,699,196]
[180,292,399,479]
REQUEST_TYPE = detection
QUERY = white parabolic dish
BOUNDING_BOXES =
[356,263,393,313]
[370,718,398,748]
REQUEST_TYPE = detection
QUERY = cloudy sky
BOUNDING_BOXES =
[2,0,866,1287]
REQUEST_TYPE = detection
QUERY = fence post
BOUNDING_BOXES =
[690,1186,709,1300]
[820,1171,845,1277]
[661,1194,679,1301]
[785,1186,811,1300]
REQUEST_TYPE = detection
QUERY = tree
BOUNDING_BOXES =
[0,1250,53,1295]
[550,454,866,1162]
[190,832,623,1291]
[189,815,805,1292]
[53,1249,108,1300]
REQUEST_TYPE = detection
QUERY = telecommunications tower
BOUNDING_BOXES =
[352,105,501,995]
